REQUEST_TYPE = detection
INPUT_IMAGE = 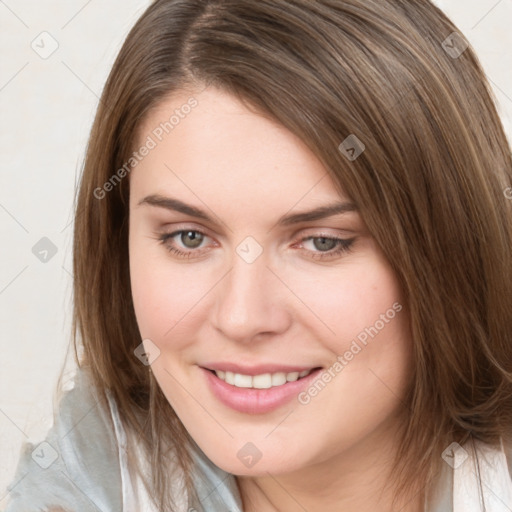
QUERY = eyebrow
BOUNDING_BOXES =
[137,194,357,225]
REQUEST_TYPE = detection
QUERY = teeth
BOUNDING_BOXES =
[253,373,272,389]
[214,369,314,389]
[271,372,287,386]
[234,373,252,388]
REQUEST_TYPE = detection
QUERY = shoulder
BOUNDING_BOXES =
[506,440,512,477]
[5,367,243,512]
[4,368,124,512]
[451,438,512,511]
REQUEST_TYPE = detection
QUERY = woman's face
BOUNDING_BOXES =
[129,86,412,477]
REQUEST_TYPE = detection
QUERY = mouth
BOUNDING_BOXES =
[204,367,322,389]
[200,365,324,414]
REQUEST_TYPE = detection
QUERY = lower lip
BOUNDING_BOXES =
[201,367,323,414]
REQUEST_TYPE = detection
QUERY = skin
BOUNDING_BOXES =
[128,86,421,511]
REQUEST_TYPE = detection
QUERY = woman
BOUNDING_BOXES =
[6,0,512,510]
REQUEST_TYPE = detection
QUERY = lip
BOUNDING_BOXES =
[201,362,318,376]
[200,366,323,414]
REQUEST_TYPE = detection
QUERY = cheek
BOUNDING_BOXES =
[129,230,216,349]
[281,253,412,398]
[279,254,404,350]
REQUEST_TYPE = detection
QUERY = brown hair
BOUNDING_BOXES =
[71,0,512,509]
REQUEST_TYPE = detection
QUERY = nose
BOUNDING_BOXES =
[211,251,292,344]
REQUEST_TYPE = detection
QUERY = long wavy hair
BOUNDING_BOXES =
[71,0,512,509]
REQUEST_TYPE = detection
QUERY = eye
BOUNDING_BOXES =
[176,230,205,248]
[155,229,355,261]
[299,236,355,260]
[157,229,214,258]
[305,237,338,252]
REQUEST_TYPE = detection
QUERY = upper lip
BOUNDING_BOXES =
[201,362,322,376]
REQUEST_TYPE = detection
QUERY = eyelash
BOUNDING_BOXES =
[156,229,355,261]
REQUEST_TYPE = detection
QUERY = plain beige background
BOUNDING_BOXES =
[0,0,511,505]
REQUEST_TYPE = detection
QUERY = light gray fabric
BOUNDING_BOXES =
[5,369,124,511]
[5,368,511,511]
[4,368,243,512]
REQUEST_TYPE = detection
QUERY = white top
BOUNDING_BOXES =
[5,368,512,511]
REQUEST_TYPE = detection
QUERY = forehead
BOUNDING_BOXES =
[130,87,348,213]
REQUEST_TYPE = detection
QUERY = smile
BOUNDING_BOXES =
[201,365,323,414]
[212,369,314,389]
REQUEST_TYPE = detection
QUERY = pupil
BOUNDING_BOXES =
[182,231,203,248]
[313,237,336,251]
